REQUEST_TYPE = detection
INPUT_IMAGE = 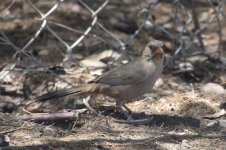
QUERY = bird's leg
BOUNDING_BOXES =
[122,104,133,115]
[83,96,99,116]
[116,101,133,120]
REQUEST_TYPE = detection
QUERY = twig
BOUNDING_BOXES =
[208,0,222,51]
[191,0,205,52]
[1,127,27,134]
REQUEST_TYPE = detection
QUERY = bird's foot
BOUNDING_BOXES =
[116,106,134,120]
[122,104,133,115]
[113,117,153,124]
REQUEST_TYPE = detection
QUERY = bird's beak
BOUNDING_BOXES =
[154,47,163,54]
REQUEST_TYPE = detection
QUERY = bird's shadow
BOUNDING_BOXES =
[103,110,200,128]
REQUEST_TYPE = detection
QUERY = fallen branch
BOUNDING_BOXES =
[1,112,81,123]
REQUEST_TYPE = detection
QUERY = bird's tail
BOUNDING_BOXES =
[36,87,82,101]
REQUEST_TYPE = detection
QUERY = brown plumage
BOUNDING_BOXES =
[36,40,164,117]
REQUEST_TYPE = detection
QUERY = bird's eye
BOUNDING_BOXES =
[149,45,153,49]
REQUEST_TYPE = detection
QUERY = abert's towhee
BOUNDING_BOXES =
[37,40,164,117]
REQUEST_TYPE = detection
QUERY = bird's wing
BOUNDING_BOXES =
[91,59,156,85]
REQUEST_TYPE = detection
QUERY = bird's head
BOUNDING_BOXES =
[142,40,164,61]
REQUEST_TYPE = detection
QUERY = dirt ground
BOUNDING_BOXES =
[1,75,226,150]
[1,69,226,149]
[1,1,226,150]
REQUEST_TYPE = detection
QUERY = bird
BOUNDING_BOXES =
[36,40,164,118]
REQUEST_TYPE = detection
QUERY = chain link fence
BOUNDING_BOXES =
[0,0,226,99]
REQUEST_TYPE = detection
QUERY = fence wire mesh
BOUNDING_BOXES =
[0,0,226,99]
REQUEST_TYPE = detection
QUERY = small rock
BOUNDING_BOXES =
[201,83,226,95]
[219,120,226,127]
